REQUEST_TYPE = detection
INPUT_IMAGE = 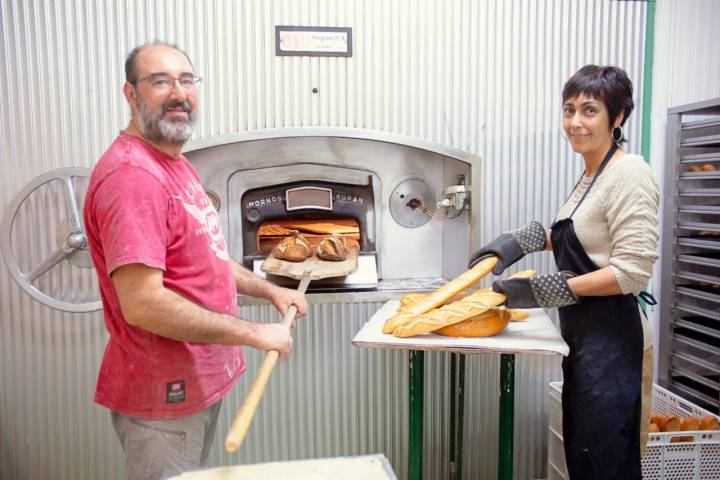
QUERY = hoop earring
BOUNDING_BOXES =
[561,130,570,141]
[612,126,623,143]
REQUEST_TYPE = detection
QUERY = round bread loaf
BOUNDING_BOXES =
[316,234,349,261]
[274,231,313,262]
[434,308,511,337]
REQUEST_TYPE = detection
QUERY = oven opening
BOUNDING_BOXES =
[253,217,377,291]
[257,218,361,255]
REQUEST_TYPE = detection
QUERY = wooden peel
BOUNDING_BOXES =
[261,246,359,280]
[225,248,359,452]
[225,270,312,453]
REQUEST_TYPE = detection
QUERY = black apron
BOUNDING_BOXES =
[551,144,644,479]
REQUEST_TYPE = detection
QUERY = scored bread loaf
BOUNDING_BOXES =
[391,289,507,337]
[382,257,498,333]
[316,234,349,261]
[434,307,511,337]
[274,230,313,262]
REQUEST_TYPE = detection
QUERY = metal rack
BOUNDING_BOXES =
[659,98,720,414]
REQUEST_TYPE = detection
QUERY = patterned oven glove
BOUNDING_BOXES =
[468,221,547,275]
[492,271,580,309]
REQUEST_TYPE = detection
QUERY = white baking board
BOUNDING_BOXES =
[168,454,396,480]
[352,300,569,356]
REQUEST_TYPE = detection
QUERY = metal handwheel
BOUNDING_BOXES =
[1,167,102,312]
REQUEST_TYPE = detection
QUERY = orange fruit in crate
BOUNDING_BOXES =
[660,414,681,432]
[681,416,701,431]
[671,416,702,443]
[701,416,719,430]
[649,423,660,433]
[649,411,663,427]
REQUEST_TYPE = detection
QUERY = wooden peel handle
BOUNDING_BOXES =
[225,271,311,453]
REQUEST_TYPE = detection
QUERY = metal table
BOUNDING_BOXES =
[353,302,568,480]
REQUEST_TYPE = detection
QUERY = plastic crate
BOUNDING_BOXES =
[548,381,720,479]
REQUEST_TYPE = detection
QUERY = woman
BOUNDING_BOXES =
[469,65,659,479]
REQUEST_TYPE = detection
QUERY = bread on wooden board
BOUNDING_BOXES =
[274,230,313,262]
[316,235,349,261]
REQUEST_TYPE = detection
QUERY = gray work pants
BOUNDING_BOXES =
[111,400,222,480]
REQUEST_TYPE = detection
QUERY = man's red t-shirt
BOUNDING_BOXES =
[84,132,245,418]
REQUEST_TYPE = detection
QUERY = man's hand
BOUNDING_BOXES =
[268,286,309,326]
[250,323,293,360]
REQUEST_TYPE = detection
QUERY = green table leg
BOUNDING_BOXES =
[456,353,466,480]
[408,350,424,480]
[449,353,467,480]
[450,353,457,478]
[498,354,515,480]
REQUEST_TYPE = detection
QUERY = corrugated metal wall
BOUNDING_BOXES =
[0,1,656,479]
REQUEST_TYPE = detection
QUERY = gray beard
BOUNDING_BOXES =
[135,97,197,146]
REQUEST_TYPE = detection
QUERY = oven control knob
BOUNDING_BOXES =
[246,208,261,223]
[389,179,434,228]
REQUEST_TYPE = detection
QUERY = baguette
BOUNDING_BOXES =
[508,309,529,321]
[382,256,498,333]
[399,293,426,306]
[399,294,527,321]
[397,291,471,313]
[434,307,511,337]
[395,269,536,319]
[398,270,536,306]
[392,289,507,337]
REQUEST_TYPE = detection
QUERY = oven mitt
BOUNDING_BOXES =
[468,221,547,275]
[492,271,579,309]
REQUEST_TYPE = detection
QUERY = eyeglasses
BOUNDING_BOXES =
[134,73,203,92]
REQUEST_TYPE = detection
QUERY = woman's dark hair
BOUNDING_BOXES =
[562,65,634,142]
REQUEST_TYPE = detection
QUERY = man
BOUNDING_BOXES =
[83,41,308,479]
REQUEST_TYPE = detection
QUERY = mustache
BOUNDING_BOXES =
[162,100,193,114]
